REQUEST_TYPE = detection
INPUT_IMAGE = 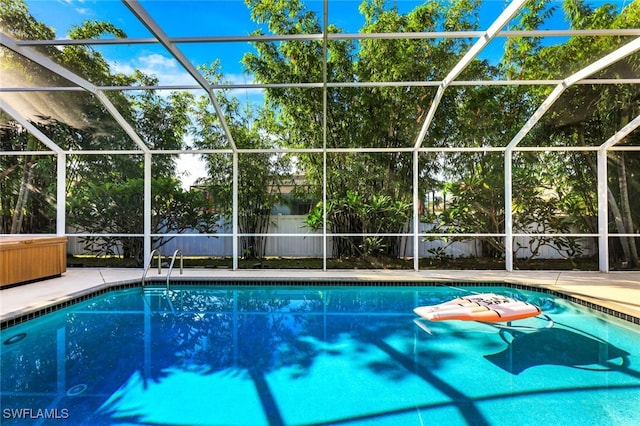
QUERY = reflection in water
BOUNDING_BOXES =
[2,287,638,425]
[484,328,630,375]
[144,289,322,377]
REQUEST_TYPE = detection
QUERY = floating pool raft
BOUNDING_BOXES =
[414,293,541,322]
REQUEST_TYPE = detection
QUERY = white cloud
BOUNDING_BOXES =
[56,0,90,16]
[141,54,179,69]
[226,73,255,85]
[110,53,196,87]
[175,136,208,190]
[176,154,208,190]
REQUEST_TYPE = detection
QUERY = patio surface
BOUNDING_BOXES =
[1,268,639,325]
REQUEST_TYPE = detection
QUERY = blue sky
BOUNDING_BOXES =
[25,0,363,80]
[23,0,629,86]
[24,0,627,89]
[22,0,525,86]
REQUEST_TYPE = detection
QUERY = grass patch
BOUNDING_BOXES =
[67,255,599,270]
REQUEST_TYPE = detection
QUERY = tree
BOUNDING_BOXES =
[68,177,218,264]
[65,70,217,264]
[508,0,640,267]
[1,1,139,234]
[2,0,220,264]
[242,0,484,258]
[423,0,639,267]
[189,63,290,260]
[1,0,61,234]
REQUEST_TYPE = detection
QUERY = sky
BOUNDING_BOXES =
[20,0,631,87]
[25,0,365,80]
[22,0,524,85]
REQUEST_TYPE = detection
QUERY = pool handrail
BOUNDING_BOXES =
[142,249,162,287]
[166,249,183,291]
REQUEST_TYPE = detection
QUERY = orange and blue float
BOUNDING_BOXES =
[413,293,542,323]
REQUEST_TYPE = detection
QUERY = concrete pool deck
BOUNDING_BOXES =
[1,268,639,326]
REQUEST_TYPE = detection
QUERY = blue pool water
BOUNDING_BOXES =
[1,285,639,425]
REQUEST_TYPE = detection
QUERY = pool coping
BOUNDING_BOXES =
[2,269,639,329]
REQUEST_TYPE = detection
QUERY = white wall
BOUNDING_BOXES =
[67,215,596,259]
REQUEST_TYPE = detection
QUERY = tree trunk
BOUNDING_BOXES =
[584,148,637,267]
[615,152,639,266]
[607,187,633,265]
[10,156,35,234]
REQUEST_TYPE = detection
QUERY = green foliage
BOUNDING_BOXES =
[425,157,506,257]
[306,191,411,257]
[3,0,639,268]
[0,132,57,233]
[515,0,640,265]
[1,0,214,262]
[243,0,487,257]
[426,246,452,261]
[0,0,55,40]
[426,152,584,260]
[68,177,219,265]
[190,62,290,259]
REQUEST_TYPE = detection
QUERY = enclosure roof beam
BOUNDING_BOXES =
[599,114,640,151]
[0,98,63,154]
[507,37,640,151]
[0,33,151,154]
[14,29,640,46]
[123,0,237,152]
[6,78,640,93]
[413,0,527,150]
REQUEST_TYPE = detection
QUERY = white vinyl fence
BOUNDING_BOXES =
[67,215,596,259]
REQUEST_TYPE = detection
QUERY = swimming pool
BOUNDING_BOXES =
[1,284,638,425]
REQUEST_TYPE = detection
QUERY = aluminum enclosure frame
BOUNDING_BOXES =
[1,0,639,272]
